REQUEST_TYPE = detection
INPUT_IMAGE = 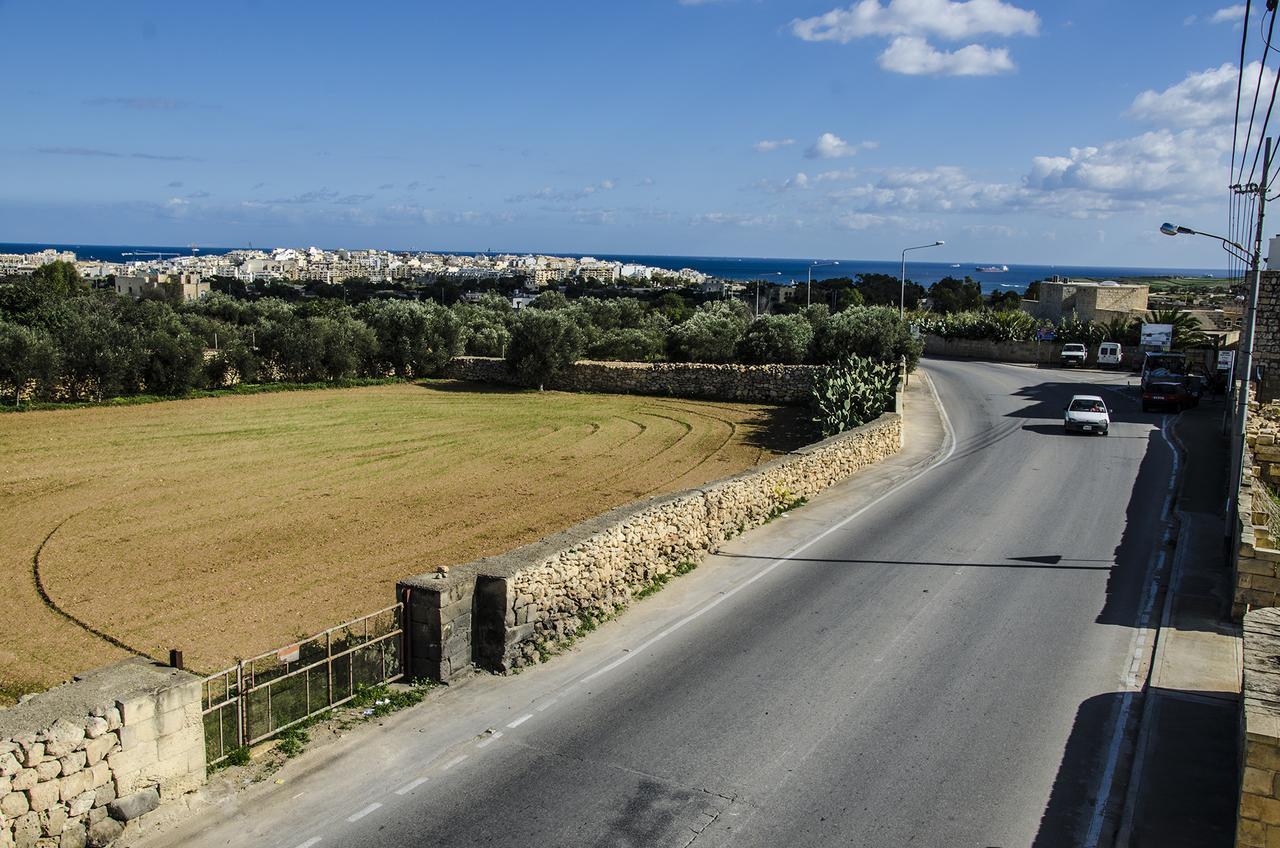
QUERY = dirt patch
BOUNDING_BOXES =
[0,381,811,700]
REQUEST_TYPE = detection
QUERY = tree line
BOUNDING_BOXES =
[0,262,925,405]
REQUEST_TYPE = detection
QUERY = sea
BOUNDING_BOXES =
[0,242,1229,295]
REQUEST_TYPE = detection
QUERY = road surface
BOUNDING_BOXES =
[146,359,1175,848]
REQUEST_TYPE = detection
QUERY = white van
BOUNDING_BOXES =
[1097,342,1123,369]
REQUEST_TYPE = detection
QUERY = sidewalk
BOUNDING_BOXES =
[1122,397,1242,847]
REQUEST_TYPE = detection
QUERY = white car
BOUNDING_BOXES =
[1064,394,1110,435]
[1097,342,1123,368]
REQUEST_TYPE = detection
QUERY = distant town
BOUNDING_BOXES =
[0,245,713,300]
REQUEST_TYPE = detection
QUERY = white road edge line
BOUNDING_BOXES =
[579,369,958,686]
[507,714,533,728]
[394,776,429,796]
[442,755,468,770]
[477,732,503,748]
[1082,413,1180,848]
[346,802,382,823]
[293,839,321,848]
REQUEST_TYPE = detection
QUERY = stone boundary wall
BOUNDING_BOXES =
[442,357,817,403]
[1235,403,1280,618]
[924,335,1078,366]
[0,658,204,848]
[1256,270,1280,404]
[399,411,903,681]
[1238,607,1280,846]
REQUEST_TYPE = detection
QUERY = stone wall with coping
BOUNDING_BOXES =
[1238,607,1280,846]
[400,412,903,681]
[924,335,1078,366]
[1234,402,1280,618]
[443,357,817,403]
[0,658,204,848]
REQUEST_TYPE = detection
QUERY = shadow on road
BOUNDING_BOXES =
[712,552,1113,571]
[1030,688,1237,848]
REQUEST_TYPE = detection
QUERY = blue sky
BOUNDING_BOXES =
[0,1,1262,267]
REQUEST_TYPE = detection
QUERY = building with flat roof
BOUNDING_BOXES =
[1021,279,1149,323]
[114,272,209,302]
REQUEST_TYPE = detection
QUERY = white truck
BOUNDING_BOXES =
[1060,343,1087,367]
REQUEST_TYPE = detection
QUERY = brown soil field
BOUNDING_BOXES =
[0,381,810,702]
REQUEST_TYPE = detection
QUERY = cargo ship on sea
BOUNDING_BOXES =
[976,264,1009,272]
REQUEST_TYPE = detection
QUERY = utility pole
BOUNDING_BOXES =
[1228,136,1270,536]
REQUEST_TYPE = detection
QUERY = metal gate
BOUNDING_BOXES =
[201,603,403,765]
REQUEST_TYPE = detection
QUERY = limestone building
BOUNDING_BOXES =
[1021,279,1149,323]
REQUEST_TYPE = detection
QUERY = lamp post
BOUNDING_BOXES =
[1159,217,1260,540]
[900,241,944,317]
[755,271,781,315]
[807,260,839,308]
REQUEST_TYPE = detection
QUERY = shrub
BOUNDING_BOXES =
[736,314,814,364]
[507,309,585,389]
[813,306,921,371]
[811,354,900,438]
[667,301,752,363]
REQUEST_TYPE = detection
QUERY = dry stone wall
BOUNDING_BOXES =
[0,659,204,848]
[400,412,903,680]
[443,357,816,403]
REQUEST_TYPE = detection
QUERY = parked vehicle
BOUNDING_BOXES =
[1141,352,1200,412]
[1097,342,1122,368]
[1064,394,1110,435]
[1060,343,1087,367]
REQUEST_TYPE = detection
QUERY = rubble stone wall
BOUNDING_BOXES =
[1256,271,1280,404]
[400,412,903,681]
[0,659,204,848]
[442,357,816,403]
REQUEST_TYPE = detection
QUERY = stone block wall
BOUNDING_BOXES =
[442,357,817,403]
[924,335,1072,366]
[1239,607,1280,846]
[1256,270,1280,404]
[400,412,903,680]
[1235,403,1280,618]
[0,659,204,848]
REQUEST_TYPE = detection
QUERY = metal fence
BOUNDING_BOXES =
[201,603,403,765]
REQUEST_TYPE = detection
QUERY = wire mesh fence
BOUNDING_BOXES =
[200,603,403,764]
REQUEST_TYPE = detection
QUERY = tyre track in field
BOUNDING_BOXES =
[31,513,158,662]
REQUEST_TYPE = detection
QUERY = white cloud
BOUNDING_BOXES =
[1130,61,1274,128]
[791,0,1039,43]
[754,138,796,152]
[1212,5,1247,23]
[877,36,1014,75]
[806,132,875,159]
[690,212,780,227]
[506,180,615,203]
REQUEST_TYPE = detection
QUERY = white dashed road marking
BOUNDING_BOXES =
[346,803,382,823]
[477,732,503,748]
[293,839,321,848]
[507,714,533,728]
[535,698,557,712]
[394,777,429,796]
[442,755,468,770]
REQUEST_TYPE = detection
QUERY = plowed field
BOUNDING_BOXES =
[0,381,809,701]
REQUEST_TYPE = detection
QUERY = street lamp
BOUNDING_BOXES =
[900,241,945,317]
[755,271,781,315]
[1159,220,1259,539]
[807,260,839,308]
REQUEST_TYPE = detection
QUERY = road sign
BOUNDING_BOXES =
[1217,350,1236,372]
[1141,323,1173,351]
[1035,327,1056,342]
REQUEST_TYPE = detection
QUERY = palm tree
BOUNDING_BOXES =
[1145,309,1209,349]
[1101,316,1139,344]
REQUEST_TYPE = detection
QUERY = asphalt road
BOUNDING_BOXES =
[148,359,1175,848]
